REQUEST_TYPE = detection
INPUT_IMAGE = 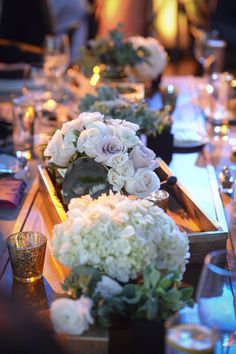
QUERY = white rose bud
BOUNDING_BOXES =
[44,130,75,167]
[50,296,94,336]
[125,168,160,198]
[95,275,123,299]
[108,168,125,191]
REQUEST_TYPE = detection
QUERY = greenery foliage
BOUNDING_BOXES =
[79,24,149,77]
[62,265,193,327]
[79,86,172,136]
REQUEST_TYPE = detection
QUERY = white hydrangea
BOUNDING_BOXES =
[52,192,190,282]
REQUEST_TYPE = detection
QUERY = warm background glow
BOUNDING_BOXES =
[97,0,191,50]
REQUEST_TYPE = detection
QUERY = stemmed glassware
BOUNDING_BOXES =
[43,34,70,99]
[194,34,216,79]
[196,249,236,352]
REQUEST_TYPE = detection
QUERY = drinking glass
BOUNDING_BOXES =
[12,95,35,160]
[44,34,70,79]
[194,36,216,78]
[7,231,47,283]
[196,249,236,351]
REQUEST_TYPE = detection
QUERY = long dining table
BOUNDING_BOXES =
[0,74,235,350]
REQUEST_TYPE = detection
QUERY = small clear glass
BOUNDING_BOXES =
[12,95,35,160]
[147,189,169,212]
[165,307,216,353]
[7,231,47,283]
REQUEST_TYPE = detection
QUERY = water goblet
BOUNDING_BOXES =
[196,249,236,352]
[44,34,70,99]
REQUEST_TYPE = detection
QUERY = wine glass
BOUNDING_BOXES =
[44,34,70,99]
[196,249,236,352]
[194,34,216,79]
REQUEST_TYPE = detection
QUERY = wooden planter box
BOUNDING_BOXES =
[38,159,228,267]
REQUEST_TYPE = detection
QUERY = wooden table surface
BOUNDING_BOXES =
[0,75,236,339]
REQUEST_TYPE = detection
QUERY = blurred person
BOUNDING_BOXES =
[210,0,236,71]
[0,289,68,354]
[0,0,54,63]
[48,0,91,63]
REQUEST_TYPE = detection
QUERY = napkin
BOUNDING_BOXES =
[0,178,26,208]
[0,63,26,79]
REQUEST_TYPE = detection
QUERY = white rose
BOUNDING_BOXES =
[50,296,94,335]
[116,126,139,148]
[121,121,140,132]
[108,168,125,191]
[64,130,77,146]
[95,275,123,299]
[125,168,160,198]
[61,117,84,134]
[108,119,140,133]
[129,143,159,170]
[95,136,126,164]
[44,130,75,167]
[79,112,104,128]
[79,127,103,157]
[86,120,110,135]
[115,160,134,179]
[127,36,167,81]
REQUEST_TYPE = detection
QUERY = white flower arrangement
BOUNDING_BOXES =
[44,112,161,201]
[127,36,168,81]
[52,192,190,283]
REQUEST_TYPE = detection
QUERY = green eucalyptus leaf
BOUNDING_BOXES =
[62,157,110,204]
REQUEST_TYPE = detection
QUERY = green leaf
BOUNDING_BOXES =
[62,157,110,204]
[179,287,194,301]
[63,266,102,298]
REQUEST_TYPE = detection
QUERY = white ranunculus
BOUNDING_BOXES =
[50,296,94,335]
[79,112,104,128]
[127,36,167,81]
[115,160,134,179]
[95,275,123,299]
[95,136,126,164]
[116,126,139,148]
[61,117,84,134]
[44,130,75,167]
[125,168,160,198]
[107,169,125,191]
[106,152,129,168]
[129,143,159,170]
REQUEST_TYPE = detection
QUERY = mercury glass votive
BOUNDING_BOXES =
[6,232,47,283]
[147,189,169,212]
